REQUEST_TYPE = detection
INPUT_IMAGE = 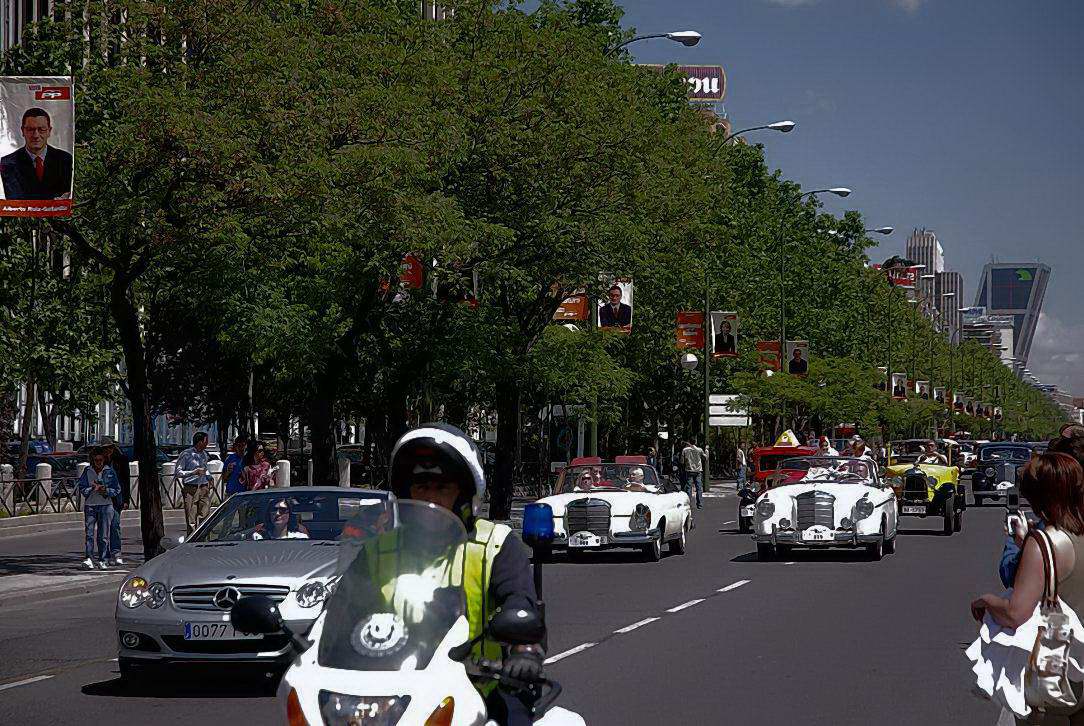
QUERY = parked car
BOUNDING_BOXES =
[753,456,898,561]
[116,487,393,681]
[533,455,691,561]
[970,442,1034,507]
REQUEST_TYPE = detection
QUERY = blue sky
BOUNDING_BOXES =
[619,0,1084,393]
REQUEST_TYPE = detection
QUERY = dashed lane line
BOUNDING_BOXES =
[717,579,750,593]
[722,520,735,525]
[666,598,706,613]
[0,675,54,692]
[545,643,597,665]
[613,617,659,634]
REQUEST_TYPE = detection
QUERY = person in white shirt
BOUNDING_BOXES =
[175,432,212,534]
[736,443,748,489]
[253,498,310,540]
[916,440,948,465]
[681,439,706,509]
[849,437,876,464]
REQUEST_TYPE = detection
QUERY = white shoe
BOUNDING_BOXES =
[112,557,124,566]
[97,560,109,570]
[82,558,95,570]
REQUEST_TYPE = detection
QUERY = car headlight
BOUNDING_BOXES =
[147,582,168,609]
[120,576,151,608]
[297,580,331,609]
[997,481,1015,491]
[985,467,996,478]
[778,517,791,530]
[854,499,875,521]
[756,500,775,520]
[629,504,652,531]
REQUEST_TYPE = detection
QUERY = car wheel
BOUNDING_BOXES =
[756,543,775,561]
[643,526,663,562]
[883,518,896,554]
[738,515,751,534]
[973,495,984,507]
[867,535,884,561]
[953,508,963,533]
[943,498,955,536]
[669,519,688,555]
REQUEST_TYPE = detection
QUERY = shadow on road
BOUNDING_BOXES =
[897,528,952,537]
[730,549,874,563]
[82,670,278,699]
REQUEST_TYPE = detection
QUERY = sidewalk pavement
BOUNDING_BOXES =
[0,507,186,539]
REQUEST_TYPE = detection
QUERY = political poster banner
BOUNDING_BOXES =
[710,311,738,358]
[553,288,588,321]
[0,76,73,217]
[994,406,1003,421]
[598,275,633,333]
[675,311,704,350]
[953,392,965,411]
[784,340,809,376]
[916,380,931,400]
[934,386,947,405]
[965,398,976,415]
[891,373,908,400]
[399,253,424,289]
[756,340,781,372]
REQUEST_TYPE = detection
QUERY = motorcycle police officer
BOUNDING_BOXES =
[389,424,545,726]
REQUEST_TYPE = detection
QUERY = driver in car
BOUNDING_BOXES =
[390,424,544,726]
[625,467,659,493]
[917,441,948,465]
[252,498,310,540]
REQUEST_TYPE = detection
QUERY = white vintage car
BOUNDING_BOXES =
[535,457,692,561]
[753,456,898,561]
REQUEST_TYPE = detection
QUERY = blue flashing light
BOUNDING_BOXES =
[522,503,555,546]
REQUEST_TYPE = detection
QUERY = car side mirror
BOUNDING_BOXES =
[488,606,545,646]
[231,595,284,635]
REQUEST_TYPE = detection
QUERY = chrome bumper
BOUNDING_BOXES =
[551,529,660,549]
[116,615,315,663]
[754,527,879,547]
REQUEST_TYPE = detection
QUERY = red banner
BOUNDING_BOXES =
[756,340,781,371]
[554,293,588,321]
[676,311,704,349]
[399,254,424,289]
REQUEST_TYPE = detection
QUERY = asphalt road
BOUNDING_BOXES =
[0,490,1009,725]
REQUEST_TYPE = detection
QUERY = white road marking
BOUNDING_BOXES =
[666,598,705,613]
[784,562,796,566]
[613,617,659,634]
[717,579,750,593]
[0,675,53,692]
[722,520,735,525]
[544,643,596,664]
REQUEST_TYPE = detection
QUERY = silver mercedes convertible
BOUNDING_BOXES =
[115,487,392,680]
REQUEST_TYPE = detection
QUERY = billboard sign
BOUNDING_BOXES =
[0,76,74,217]
[676,310,704,349]
[640,64,726,102]
[960,307,987,325]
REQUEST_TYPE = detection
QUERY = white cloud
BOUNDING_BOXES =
[1028,311,1084,396]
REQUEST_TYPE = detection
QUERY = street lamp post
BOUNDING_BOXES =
[609,30,702,53]
[941,292,957,431]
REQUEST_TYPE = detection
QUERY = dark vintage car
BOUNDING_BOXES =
[972,443,1034,506]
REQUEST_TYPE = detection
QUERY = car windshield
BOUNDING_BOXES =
[757,454,797,473]
[556,464,661,494]
[981,446,1032,462]
[891,441,930,455]
[778,456,874,482]
[191,491,391,542]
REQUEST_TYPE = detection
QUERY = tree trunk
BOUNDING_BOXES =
[492,378,519,520]
[308,371,339,486]
[111,276,164,559]
[37,387,56,451]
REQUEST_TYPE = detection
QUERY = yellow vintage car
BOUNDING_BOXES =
[884,462,965,534]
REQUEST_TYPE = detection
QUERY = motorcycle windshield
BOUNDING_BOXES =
[318,500,468,672]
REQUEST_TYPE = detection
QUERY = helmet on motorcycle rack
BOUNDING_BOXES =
[389,424,487,524]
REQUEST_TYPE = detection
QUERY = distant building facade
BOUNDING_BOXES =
[973,262,1050,368]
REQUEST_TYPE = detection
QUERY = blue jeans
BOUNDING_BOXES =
[84,504,113,561]
[109,506,123,559]
[686,472,703,508]
[737,464,747,488]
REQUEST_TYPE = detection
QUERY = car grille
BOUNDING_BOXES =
[171,584,290,612]
[904,472,929,500]
[795,491,834,530]
[162,634,291,654]
[565,499,611,537]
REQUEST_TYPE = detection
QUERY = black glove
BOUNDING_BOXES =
[502,648,544,682]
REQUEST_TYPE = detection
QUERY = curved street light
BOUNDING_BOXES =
[610,30,702,53]
[722,120,796,146]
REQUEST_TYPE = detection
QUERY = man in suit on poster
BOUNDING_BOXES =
[0,107,73,200]
[599,285,632,328]
[714,320,736,355]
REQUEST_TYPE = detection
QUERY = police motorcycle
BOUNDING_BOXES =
[231,499,585,726]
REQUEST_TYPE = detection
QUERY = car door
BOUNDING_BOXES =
[664,476,689,536]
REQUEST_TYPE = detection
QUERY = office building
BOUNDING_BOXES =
[906,228,944,303]
[973,262,1050,368]
[935,270,963,342]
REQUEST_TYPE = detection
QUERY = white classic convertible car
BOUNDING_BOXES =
[753,456,898,561]
[534,456,692,561]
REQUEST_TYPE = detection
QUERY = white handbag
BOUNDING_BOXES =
[1024,528,1079,713]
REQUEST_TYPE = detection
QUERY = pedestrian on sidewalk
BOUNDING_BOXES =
[681,438,705,509]
[78,448,119,570]
[175,432,212,535]
[736,441,748,489]
[241,441,274,491]
[222,433,248,497]
[100,436,130,566]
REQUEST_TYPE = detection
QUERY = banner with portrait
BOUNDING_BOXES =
[0,76,73,216]
[933,386,947,405]
[915,380,931,400]
[994,406,1003,421]
[953,392,964,411]
[710,311,738,358]
[675,311,704,349]
[756,340,781,372]
[876,367,888,392]
[598,275,633,333]
[891,373,908,400]
[784,340,809,377]
[964,397,976,415]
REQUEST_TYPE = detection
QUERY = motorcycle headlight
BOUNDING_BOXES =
[318,692,410,726]
[629,504,652,531]
[120,576,150,609]
[297,580,331,609]
[147,582,168,609]
[756,500,775,520]
[985,467,996,478]
[854,499,875,521]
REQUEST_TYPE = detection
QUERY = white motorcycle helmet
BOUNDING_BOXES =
[389,424,487,524]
